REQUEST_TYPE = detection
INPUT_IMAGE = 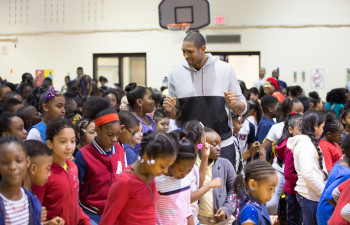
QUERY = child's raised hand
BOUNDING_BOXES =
[270,215,278,225]
[208,177,222,189]
[44,217,65,225]
[201,142,210,159]
[214,208,226,220]
[224,91,238,108]
[163,96,176,112]
[41,206,47,222]
[249,141,260,155]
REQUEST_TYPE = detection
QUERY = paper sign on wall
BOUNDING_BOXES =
[35,70,53,86]
[310,69,324,89]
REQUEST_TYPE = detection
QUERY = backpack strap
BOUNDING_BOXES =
[124,169,155,203]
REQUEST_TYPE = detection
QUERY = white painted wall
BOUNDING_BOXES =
[0,0,350,99]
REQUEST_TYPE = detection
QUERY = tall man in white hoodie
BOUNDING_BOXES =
[163,32,247,168]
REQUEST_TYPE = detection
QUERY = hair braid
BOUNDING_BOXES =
[307,131,328,180]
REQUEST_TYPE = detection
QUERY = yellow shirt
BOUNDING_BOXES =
[62,162,68,171]
[198,160,215,217]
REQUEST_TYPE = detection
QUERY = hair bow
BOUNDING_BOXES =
[46,87,59,103]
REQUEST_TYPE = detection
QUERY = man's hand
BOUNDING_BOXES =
[214,208,226,220]
[163,96,176,112]
[224,91,238,109]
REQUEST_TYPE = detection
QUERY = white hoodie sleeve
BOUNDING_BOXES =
[295,141,325,196]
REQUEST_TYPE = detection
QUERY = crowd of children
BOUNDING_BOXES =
[1,44,350,225]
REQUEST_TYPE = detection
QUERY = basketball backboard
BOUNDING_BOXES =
[158,0,211,30]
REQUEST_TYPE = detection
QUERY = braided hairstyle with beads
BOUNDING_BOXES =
[302,110,328,180]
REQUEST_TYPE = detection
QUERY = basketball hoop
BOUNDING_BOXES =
[167,23,191,44]
[167,23,191,32]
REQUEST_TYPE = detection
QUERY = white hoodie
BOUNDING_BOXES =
[287,135,327,202]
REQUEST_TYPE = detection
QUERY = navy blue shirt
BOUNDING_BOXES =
[256,116,275,143]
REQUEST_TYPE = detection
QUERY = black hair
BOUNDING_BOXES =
[246,100,262,124]
[99,76,108,83]
[0,112,17,135]
[82,96,111,120]
[160,86,167,92]
[46,117,74,142]
[64,109,82,122]
[21,73,33,83]
[74,118,92,141]
[19,82,32,93]
[118,111,139,129]
[125,83,148,109]
[249,87,259,97]
[170,130,196,162]
[2,91,21,103]
[309,91,321,108]
[182,120,204,144]
[139,131,178,159]
[65,97,78,111]
[341,109,350,127]
[0,84,10,95]
[102,89,119,106]
[204,126,215,134]
[297,96,310,112]
[323,110,337,120]
[27,86,46,110]
[77,67,83,71]
[65,75,70,80]
[260,95,279,114]
[341,134,350,157]
[150,89,162,108]
[16,105,39,130]
[326,88,347,104]
[153,108,168,123]
[25,140,52,159]
[281,98,303,121]
[0,135,27,156]
[3,98,23,112]
[183,31,206,49]
[324,114,342,135]
[239,80,249,99]
[73,97,84,108]
[43,77,53,86]
[302,110,328,180]
[288,85,303,98]
[3,82,16,91]
[233,159,276,200]
[276,113,303,146]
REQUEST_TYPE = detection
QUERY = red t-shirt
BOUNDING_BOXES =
[99,167,158,225]
[328,178,350,225]
[319,139,343,172]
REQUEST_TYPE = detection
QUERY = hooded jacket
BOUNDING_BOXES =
[287,135,327,201]
[168,53,246,144]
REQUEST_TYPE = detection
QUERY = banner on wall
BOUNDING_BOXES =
[310,69,324,89]
[35,70,53,86]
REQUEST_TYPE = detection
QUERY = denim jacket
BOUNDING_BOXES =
[237,195,271,225]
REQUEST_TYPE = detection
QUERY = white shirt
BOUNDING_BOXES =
[0,188,29,225]
[26,128,43,142]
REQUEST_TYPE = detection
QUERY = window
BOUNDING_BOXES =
[93,53,146,89]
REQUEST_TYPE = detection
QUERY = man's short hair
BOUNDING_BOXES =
[183,31,206,49]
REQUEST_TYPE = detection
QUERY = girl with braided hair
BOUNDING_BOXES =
[319,114,343,172]
[287,110,327,225]
[234,159,278,225]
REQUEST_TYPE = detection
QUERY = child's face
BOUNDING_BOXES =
[327,126,344,143]
[291,102,304,114]
[82,122,97,146]
[131,123,143,145]
[119,124,139,144]
[156,118,170,132]
[206,131,222,160]
[289,123,302,137]
[250,173,278,205]
[145,153,177,177]
[141,89,155,114]
[342,113,350,127]
[47,128,76,163]
[30,155,52,187]
[27,106,42,127]
[107,94,117,109]
[315,101,323,111]
[120,96,130,111]
[269,102,280,117]
[96,122,120,150]
[0,143,29,187]
[7,116,28,141]
[314,122,325,139]
[44,95,66,120]
[169,159,195,179]
[232,117,243,135]
[249,93,258,101]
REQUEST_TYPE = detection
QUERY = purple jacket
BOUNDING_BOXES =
[275,138,298,195]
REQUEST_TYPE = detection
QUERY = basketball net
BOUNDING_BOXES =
[167,23,191,44]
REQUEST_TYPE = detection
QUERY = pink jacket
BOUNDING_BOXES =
[275,138,298,195]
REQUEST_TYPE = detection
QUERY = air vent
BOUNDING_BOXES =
[206,35,241,43]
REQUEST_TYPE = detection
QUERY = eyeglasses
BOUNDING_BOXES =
[126,127,136,137]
